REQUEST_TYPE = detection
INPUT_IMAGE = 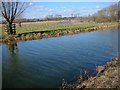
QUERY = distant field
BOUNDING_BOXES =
[0,21,117,38]
[0,24,2,38]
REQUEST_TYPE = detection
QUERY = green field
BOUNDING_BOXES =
[15,22,111,34]
[0,22,117,38]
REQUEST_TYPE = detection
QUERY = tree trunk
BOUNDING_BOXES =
[8,22,13,35]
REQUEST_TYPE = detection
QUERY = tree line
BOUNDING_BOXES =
[90,3,119,23]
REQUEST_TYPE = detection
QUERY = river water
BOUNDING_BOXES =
[2,29,119,88]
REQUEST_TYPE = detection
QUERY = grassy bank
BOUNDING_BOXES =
[60,55,120,89]
[0,21,118,43]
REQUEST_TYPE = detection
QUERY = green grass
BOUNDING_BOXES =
[15,22,102,34]
[0,22,117,38]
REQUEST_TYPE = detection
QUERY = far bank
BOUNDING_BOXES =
[0,22,118,44]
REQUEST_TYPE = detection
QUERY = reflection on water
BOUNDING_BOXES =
[3,42,21,88]
[7,43,18,55]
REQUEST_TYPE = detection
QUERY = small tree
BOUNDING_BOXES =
[0,0,27,34]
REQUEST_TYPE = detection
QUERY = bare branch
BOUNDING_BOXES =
[16,2,25,17]
[0,1,28,34]
[1,2,8,20]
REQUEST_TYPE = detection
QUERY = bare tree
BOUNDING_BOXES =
[0,0,27,34]
[91,4,118,23]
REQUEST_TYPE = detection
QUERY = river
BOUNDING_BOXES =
[1,29,119,88]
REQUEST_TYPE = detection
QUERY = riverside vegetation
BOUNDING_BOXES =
[60,55,120,90]
[0,21,118,43]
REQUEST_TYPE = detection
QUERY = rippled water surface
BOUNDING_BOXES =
[2,29,118,88]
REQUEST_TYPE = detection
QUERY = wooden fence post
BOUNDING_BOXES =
[4,23,16,35]
[12,24,16,35]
